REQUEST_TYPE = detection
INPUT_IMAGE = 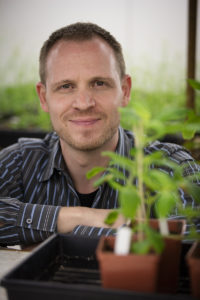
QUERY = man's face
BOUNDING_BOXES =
[37,38,131,151]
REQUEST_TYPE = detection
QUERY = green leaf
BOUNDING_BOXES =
[86,167,105,179]
[181,112,200,139]
[182,128,196,140]
[93,173,114,187]
[119,186,140,219]
[130,225,164,255]
[184,182,200,203]
[155,192,177,218]
[131,239,151,254]
[107,167,127,182]
[144,171,161,191]
[106,179,123,192]
[188,79,200,90]
[146,226,164,254]
[102,151,134,171]
[104,210,119,225]
[144,169,175,192]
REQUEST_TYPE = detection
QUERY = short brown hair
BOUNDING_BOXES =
[39,22,126,84]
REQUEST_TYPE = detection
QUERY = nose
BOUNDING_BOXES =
[72,89,95,110]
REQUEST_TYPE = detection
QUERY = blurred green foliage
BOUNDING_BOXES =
[0,77,199,131]
[131,87,200,118]
[0,82,51,130]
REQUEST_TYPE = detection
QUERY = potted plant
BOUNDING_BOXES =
[87,89,200,294]
[185,208,200,299]
[186,241,200,299]
[185,79,200,299]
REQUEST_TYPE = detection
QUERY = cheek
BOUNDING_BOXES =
[48,95,71,113]
[99,90,123,106]
[111,93,124,109]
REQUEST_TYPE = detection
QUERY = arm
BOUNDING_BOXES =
[0,145,60,246]
[0,197,60,246]
[57,206,125,233]
[0,197,124,245]
[0,145,124,245]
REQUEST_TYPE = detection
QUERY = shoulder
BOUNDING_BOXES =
[119,127,134,146]
[145,141,200,178]
[118,127,134,157]
[119,128,194,165]
[146,140,194,164]
[0,132,58,161]
[18,132,59,153]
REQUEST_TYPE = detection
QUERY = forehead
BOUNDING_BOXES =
[48,37,115,61]
[45,38,120,81]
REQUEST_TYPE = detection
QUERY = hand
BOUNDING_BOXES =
[57,207,125,234]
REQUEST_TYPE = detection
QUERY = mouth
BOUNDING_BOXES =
[69,118,101,126]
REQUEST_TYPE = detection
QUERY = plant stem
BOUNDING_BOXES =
[134,123,146,219]
[134,123,146,241]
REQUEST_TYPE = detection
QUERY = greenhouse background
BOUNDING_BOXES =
[0,0,199,132]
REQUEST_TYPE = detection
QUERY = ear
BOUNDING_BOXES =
[36,82,49,113]
[121,75,132,107]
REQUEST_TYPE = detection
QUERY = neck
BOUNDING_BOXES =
[60,132,118,193]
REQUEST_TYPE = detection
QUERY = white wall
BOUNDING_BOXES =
[0,0,199,86]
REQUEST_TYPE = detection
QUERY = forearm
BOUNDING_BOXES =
[0,197,124,245]
[57,206,125,234]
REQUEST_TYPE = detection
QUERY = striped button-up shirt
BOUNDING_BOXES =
[0,127,199,245]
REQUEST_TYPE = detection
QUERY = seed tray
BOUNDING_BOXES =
[1,234,195,300]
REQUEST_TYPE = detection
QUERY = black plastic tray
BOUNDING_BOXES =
[1,234,195,300]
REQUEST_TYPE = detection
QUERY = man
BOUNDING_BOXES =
[0,22,199,246]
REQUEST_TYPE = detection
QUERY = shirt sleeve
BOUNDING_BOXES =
[0,198,61,245]
[0,145,61,246]
[71,225,116,238]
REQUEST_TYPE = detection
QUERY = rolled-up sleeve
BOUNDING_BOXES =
[0,198,61,245]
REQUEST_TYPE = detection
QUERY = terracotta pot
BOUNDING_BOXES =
[149,219,186,293]
[186,241,200,299]
[96,235,160,293]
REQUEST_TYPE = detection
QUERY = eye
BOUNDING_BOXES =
[95,80,105,86]
[92,80,108,89]
[61,83,73,89]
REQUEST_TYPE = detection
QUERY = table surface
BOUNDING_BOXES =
[0,247,32,300]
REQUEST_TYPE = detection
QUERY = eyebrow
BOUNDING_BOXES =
[90,76,115,83]
[51,79,74,90]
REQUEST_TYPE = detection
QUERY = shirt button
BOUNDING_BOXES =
[26,218,32,224]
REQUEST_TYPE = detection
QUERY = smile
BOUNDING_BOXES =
[69,118,101,126]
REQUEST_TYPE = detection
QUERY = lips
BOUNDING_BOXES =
[70,118,100,126]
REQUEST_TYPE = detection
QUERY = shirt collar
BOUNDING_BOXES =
[39,134,66,182]
[116,126,134,157]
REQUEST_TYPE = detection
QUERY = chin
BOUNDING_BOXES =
[70,140,105,151]
[59,125,118,151]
